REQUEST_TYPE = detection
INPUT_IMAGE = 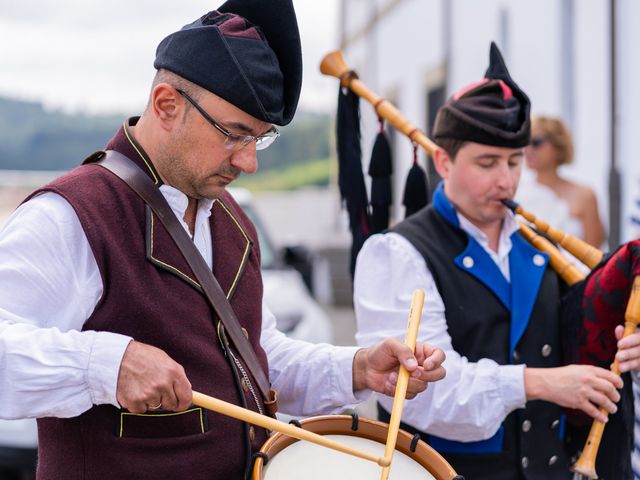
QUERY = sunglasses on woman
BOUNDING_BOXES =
[530,137,547,148]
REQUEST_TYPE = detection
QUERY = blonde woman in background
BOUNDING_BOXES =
[523,115,605,248]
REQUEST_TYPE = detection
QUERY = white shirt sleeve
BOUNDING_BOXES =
[0,192,132,419]
[261,300,369,416]
[353,232,526,441]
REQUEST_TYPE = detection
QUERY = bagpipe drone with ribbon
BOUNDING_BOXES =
[334,75,430,278]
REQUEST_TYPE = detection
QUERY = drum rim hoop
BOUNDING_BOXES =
[252,414,458,480]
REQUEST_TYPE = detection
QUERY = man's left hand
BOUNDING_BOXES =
[352,339,445,398]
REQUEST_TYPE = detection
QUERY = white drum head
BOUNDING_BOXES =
[262,434,436,480]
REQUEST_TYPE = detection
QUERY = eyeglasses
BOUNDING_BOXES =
[530,137,547,148]
[176,89,279,151]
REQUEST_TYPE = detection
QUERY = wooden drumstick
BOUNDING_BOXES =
[380,289,425,480]
[191,391,390,468]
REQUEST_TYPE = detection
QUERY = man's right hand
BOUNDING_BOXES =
[524,365,623,423]
[116,341,193,413]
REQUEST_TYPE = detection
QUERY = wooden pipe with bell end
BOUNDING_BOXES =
[570,276,640,479]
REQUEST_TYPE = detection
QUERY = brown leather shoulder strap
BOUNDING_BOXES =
[93,150,275,406]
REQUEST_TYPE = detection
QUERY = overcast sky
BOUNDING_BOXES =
[0,0,339,115]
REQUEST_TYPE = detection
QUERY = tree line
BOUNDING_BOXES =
[0,96,331,174]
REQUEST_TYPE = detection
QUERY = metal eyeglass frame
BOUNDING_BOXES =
[176,88,279,151]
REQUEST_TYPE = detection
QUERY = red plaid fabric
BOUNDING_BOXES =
[579,240,640,367]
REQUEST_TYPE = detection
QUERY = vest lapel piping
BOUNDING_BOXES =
[123,120,162,186]
[214,197,252,300]
[144,196,252,301]
[145,206,203,292]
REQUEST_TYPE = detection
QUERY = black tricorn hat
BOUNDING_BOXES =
[433,42,531,148]
[154,0,302,126]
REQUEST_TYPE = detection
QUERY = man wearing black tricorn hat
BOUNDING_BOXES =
[0,1,446,479]
[354,43,640,479]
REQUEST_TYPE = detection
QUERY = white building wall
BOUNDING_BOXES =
[617,0,640,241]
[342,0,446,222]
[339,0,638,243]
[375,0,445,220]
[572,0,610,239]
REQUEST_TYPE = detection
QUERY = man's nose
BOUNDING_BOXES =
[495,163,515,190]
[230,143,258,174]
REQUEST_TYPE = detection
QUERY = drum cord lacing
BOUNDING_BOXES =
[350,412,359,431]
[410,433,421,453]
[252,451,269,467]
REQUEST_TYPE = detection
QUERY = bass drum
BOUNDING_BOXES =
[252,415,461,480]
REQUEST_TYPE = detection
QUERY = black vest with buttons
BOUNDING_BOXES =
[387,185,572,480]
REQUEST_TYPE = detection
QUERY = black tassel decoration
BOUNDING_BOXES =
[402,143,429,217]
[336,87,370,278]
[368,119,393,233]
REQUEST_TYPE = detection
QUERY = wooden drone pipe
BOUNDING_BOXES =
[320,50,439,155]
[515,221,586,286]
[502,199,603,269]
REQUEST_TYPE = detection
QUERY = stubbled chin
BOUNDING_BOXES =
[483,203,507,220]
[197,180,228,199]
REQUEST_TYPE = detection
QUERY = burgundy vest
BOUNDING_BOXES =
[34,121,269,480]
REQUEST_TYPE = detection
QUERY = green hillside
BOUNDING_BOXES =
[0,96,332,189]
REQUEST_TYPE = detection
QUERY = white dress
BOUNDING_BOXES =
[516,168,588,273]
[515,168,584,240]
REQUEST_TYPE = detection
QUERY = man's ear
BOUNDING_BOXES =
[150,83,181,131]
[432,147,452,179]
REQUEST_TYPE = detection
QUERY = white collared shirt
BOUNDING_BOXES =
[0,187,363,419]
[354,210,527,441]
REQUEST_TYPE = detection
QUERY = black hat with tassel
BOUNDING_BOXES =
[154,0,302,126]
[432,42,530,148]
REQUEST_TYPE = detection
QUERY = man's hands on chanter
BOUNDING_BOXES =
[525,365,622,424]
[116,341,193,413]
[524,326,640,424]
[352,339,446,398]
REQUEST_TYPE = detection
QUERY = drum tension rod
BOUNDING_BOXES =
[288,419,302,428]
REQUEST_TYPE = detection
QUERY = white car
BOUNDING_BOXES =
[230,187,334,344]
[0,418,37,478]
[0,188,333,477]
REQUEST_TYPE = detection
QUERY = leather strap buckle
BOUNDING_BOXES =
[264,389,278,417]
